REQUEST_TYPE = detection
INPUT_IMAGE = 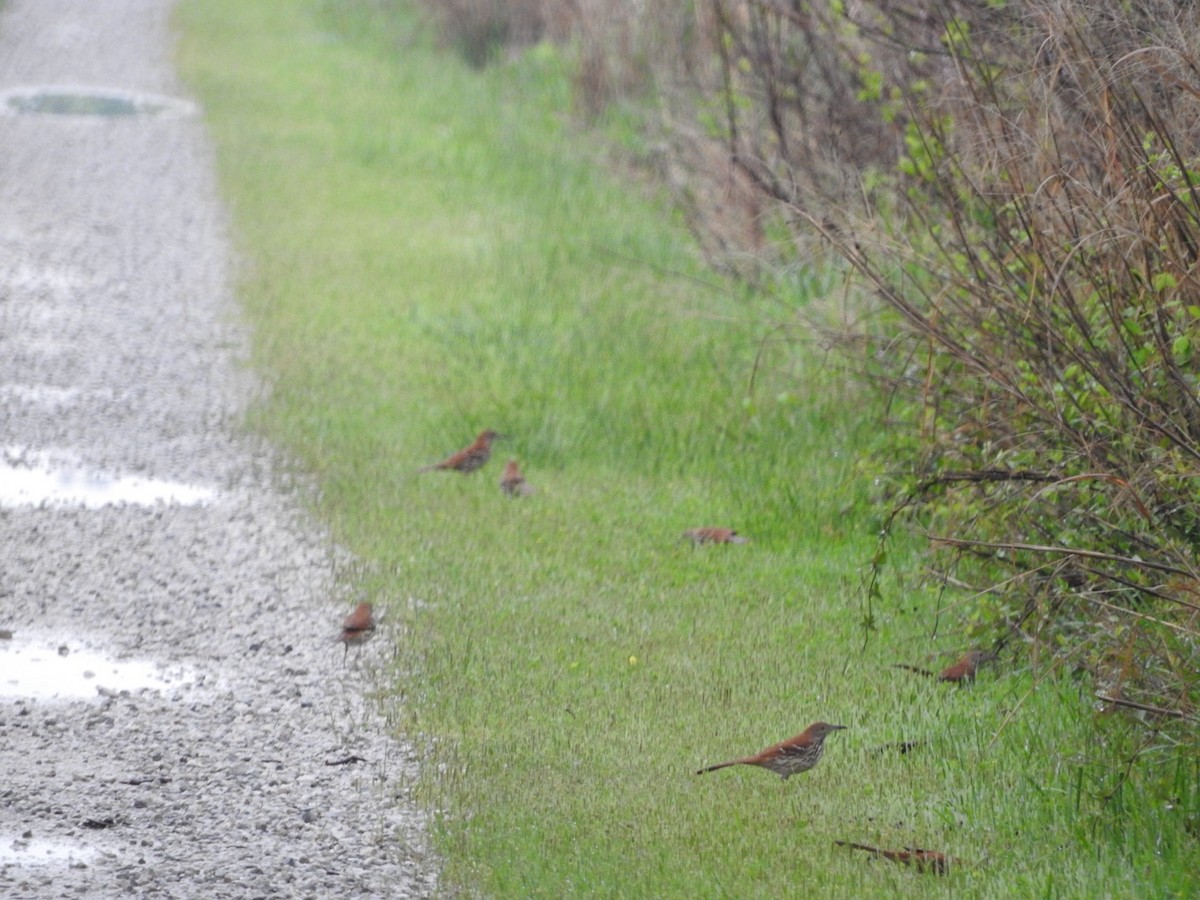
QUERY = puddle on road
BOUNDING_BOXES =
[0,633,194,701]
[3,261,94,294]
[0,384,93,408]
[0,85,197,119]
[10,92,140,116]
[0,834,99,867]
[0,446,215,508]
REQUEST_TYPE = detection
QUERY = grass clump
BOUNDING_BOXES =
[177,0,1200,895]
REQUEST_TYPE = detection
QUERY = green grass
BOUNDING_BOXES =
[176,1,1200,895]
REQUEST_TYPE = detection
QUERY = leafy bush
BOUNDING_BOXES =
[422,0,546,66]
[706,0,1200,718]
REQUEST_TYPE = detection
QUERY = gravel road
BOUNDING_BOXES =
[0,1,434,896]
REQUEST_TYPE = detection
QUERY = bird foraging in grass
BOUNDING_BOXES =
[834,841,951,875]
[336,602,376,663]
[419,429,503,474]
[696,722,845,780]
[682,527,749,545]
[499,458,534,497]
[893,650,996,684]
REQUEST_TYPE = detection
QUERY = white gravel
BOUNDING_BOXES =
[0,1,435,896]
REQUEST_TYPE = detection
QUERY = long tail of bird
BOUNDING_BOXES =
[695,757,751,775]
[891,663,935,677]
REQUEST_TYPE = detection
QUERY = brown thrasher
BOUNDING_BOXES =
[683,527,749,545]
[419,430,503,474]
[499,458,534,497]
[696,722,846,780]
[893,650,995,684]
[336,602,376,662]
[834,841,951,875]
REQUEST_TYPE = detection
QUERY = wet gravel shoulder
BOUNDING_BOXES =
[0,1,434,896]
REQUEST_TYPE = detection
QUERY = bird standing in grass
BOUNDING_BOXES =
[834,841,951,875]
[893,650,995,684]
[696,722,846,780]
[419,429,503,474]
[682,527,749,545]
[499,458,534,497]
[336,602,376,663]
